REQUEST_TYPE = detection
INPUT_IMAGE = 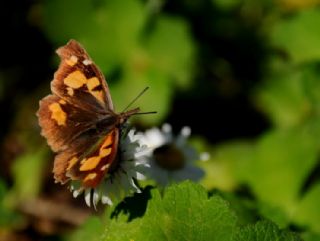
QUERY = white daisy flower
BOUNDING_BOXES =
[140,124,206,186]
[70,129,149,208]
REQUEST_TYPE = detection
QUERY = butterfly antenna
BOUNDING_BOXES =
[122,87,150,112]
[131,111,157,115]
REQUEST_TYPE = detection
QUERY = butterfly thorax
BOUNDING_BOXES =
[96,107,140,132]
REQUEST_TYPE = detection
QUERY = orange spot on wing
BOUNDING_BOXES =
[49,102,67,126]
[87,77,100,90]
[80,130,118,188]
[83,173,97,183]
[80,156,101,171]
[64,70,87,89]
[102,133,113,148]
[91,90,104,104]
[80,158,88,165]
[67,87,74,96]
[67,157,78,171]
[100,148,112,157]
[63,71,104,104]
[86,77,104,103]
[59,99,66,105]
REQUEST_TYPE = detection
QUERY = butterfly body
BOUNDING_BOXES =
[37,40,139,188]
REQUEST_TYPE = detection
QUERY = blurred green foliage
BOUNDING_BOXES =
[198,1,320,239]
[0,180,23,228]
[8,149,48,204]
[66,216,104,241]
[272,8,320,64]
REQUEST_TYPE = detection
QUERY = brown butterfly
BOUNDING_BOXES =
[37,40,141,188]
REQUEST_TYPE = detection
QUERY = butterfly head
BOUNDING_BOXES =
[119,107,141,125]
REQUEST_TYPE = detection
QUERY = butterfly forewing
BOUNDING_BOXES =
[38,94,102,152]
[52,40,114,113]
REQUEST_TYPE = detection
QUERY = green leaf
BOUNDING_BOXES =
[221,125,319,227]
[104,181,237,241]
[43,0,95,42]
[256,64,311,128]
[272,8,320,64]
[293,182,320,232]
[8,148,49,203]
[256,62,320,128]
[80,0,146,74]
[110,66,172,125]
[200,140,254,191]
[44,0,146,73]
[232,220,302,241]
[257,201,291,229]
[0,179,23,228]
[145,16,195,88]
[248,127,318,215]
[212,0,241,10]
[216,191,258,226]
[67,216,104,241]
[301,231,320,241]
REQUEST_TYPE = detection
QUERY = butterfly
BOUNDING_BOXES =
[37,40,141,188]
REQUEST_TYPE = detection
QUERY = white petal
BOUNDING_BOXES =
[93,189,100,210]
[134,162,150,172]
[200,152,210,161]
[128,177,140,193]
[181,126,191,137]
[84,189,92,207]
[73,189,82,198]
[135,157,150,166]
[101,194,113,205]
[128,129,136,140]
[127,168,146,180]
[143,128,167,147]
[162,123,172,133]
[136,171,146,180]
[176,126,191,146]
[162,123,173,142]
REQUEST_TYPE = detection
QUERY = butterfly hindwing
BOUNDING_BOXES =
[64,129,119,187]
[53,133,100,184]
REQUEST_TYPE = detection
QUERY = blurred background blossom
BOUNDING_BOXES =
[1,0,320,240]
[140,124,205,187]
